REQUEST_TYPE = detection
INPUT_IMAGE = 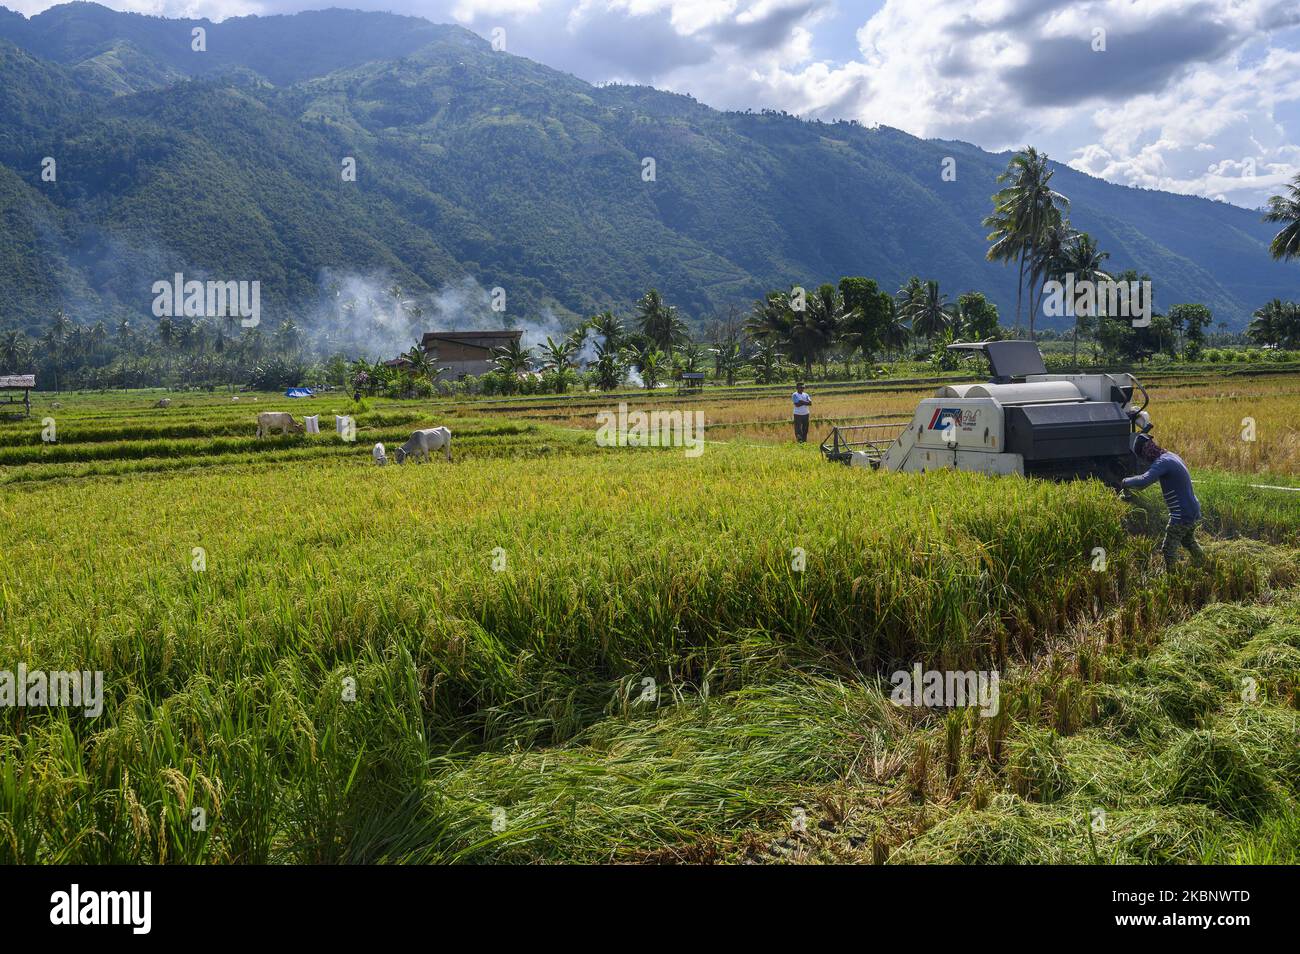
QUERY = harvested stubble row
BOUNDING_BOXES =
[426,576,1300,864]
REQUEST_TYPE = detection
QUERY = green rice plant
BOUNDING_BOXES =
[1099,805,1232,864]
[2,389,1297,864]
[1198,811,1300,864]
[1209,704,1300,799]
[887,795,1080,864]
[1007,727,1072,803]
[415,679,897,863]
[1234,638,1300,703]
[1157,729,1279,822]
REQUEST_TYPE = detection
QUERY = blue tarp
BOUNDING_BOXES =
[284,388,313,398]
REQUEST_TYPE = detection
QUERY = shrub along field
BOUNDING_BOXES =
[0,379,1296,863]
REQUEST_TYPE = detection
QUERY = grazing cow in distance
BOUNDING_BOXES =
[154,398,171,409]
[372,443,388,466]
[256,411,305,438]
[394,426,452,464]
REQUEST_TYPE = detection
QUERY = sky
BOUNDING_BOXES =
[10,0,1300,209]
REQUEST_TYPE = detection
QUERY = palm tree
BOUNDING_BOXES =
[403,343,445,393]
[67,325,87,376]
[709,340,745,386]
[538,337,574,370]
[624,342,667,389]
[1284,301,1300,349]
[41,310,73,392]
[50,309,72,342]
[674,341,706,375]
[1059,232,1111,364]
[1028,219,1079,312]
[746,288,832,374]
[589,310,624,349]
[566,325,590,367]
[894,277,925,326]
[1285,302,1300,349]
[591,339,624,390]
[492,338,533,375]
[1264,172,1300,262]
[1247,300,1288,347]
[805,284,851,375]
[984,147,1070,338]
[0,330,29,372]
[243,327,265,361]
[983,200,1025,328]
[192,319,211,355]
[749,338,785,384]
[876,297,909,360]
[635,290,687,353]
[273,319,300,355]
[538,336,576,392]
[900,279,956,342]
[745,290,791,342]
[89,322,107,363]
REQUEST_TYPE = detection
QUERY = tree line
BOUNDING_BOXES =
[979,147,1300,361]
[4,156,1298,391]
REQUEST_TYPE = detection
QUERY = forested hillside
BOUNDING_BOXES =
[0,2,1293,336]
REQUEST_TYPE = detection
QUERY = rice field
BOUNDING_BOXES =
[455,369,1300,474]
[0,376,1297,863]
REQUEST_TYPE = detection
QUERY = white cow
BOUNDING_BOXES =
[394,427,452,464]
[372,442,388,465]
[154,398,171,409]
[256,412,305,438]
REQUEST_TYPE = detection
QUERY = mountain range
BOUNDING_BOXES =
[0,2,1295,340]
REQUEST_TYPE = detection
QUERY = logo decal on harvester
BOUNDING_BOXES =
[928,407,961,430]
[928,407,978,430]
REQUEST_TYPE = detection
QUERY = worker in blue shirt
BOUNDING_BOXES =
[1121,434,1204,570]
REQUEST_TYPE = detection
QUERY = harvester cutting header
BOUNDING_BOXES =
[821,341,1154,487]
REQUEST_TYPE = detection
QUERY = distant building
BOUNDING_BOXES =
[388,330,524,380]
[0,374,35,418]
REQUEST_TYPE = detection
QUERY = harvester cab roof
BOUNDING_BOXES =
[944,340,1047,382]
[821,341,1152,487]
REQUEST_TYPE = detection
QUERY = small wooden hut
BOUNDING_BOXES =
[0,374,34,418]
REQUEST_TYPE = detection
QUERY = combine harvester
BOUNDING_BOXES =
[821,341,1153,487]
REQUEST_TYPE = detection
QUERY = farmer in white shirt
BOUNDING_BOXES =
[792,382,812,443]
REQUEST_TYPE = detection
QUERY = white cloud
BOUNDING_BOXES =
[837,0,1300,206]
